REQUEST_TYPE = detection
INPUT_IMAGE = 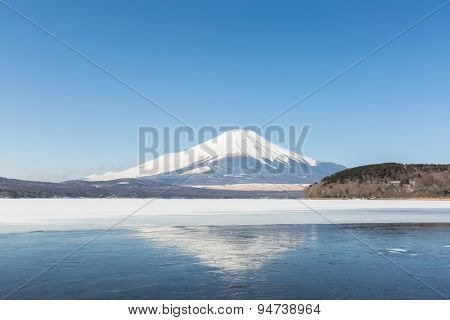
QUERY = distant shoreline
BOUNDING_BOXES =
[1,196,449,200]
[305,197,450,201]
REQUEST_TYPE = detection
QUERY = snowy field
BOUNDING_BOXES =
[1,199,450,233]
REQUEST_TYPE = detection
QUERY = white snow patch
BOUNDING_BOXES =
[388,248,407,253]
[182,166,211,175]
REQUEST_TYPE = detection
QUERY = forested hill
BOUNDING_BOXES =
[304,163,449,199]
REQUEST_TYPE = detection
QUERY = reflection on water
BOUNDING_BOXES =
[0,224,449,299]
[136,226,316,272]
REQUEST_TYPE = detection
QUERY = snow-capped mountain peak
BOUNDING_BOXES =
[184,129,317,166]
[85,129,342,183]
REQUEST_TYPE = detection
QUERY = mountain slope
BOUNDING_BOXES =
[304,163,450,199]
[86,129,345,184]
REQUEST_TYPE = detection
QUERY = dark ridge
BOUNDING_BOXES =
[0,177,301,199]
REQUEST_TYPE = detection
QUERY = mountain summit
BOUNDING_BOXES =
[85,129,344,184]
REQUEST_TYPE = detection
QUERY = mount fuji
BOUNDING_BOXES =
[85,129,345,185]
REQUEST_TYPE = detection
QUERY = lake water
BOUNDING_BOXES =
[1,224,449,299]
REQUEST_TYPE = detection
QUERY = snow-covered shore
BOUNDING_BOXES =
[0,199,449,233]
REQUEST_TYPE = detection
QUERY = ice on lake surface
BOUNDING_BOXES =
[1,199,450,233]
[0,200,449,299]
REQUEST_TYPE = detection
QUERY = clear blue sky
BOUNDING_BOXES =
[1,0,449,181]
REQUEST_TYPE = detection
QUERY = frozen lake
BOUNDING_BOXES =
[1,199,450,233]
[0,199,449,299]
